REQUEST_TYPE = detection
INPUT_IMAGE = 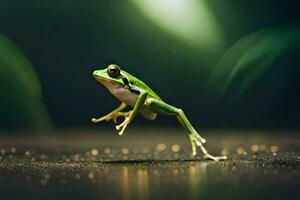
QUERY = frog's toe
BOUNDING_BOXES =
[189,133,226,161]
[190,140,197,156]
[115,116,130,135]
[203,154,227,161]
[91,117,105,123]
[115,122,124,131]
[192,133,206,143]
[117,123,128,136]
[118,128,126,136]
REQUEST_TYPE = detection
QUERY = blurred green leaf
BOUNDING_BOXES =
[207,25,300,101]
[0,33,53,130]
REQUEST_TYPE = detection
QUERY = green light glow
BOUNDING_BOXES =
[131,0,224,51]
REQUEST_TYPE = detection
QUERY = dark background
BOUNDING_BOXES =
[0,0,299,130]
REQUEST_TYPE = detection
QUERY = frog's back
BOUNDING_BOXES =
[122,70,162,101]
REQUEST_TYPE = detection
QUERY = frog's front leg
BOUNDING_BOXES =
[145,98,227,161]
[116,87,147,135]
[91,103,127,124]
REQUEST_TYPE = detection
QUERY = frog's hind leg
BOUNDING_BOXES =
[145,98,227,161]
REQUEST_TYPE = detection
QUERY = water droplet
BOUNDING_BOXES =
[121,148,129,155]
[270,145,279,153]
[221,148,229,156]
[104,148,111,154]
[88,172,95,179]
[171,144,180,153]
[156,143,166,152]
[236,147,245,155]
[1,149,6,155]
[91,148,99,156]
[11,147,16,153]
[251,144,259,153]
[25,151,31,156]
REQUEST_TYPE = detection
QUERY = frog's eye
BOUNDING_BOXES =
[107,65,120,77]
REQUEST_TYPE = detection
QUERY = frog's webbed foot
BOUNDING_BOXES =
[91,110,130,124]
[91,112,117,123]
[92,110,132,135]
[115,111,133,135]
[189,133,227,161]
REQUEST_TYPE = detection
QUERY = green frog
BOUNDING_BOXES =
[91,64,226,161]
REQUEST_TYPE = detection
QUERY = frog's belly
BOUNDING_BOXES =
[108,85,138,107]
[107,85,157,120]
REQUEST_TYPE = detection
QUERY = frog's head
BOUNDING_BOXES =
[93,64,128,87]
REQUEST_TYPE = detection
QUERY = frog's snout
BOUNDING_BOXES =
[92,70,99,77]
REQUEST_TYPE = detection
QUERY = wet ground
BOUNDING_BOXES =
[0,128,299,200]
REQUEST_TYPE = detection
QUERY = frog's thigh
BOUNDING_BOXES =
[145,98,178,115]
[140,107,157,120]
[145,98,195,134]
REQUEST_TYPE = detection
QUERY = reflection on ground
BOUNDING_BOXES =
[0,129,299,200]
